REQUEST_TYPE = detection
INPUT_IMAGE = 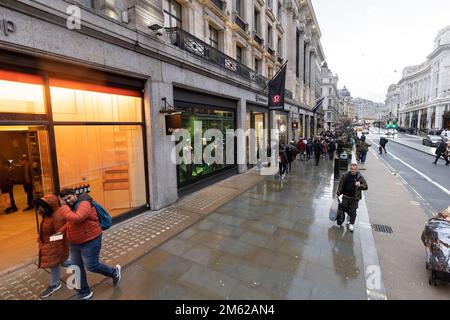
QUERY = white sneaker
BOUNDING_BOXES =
[349,224,354,232]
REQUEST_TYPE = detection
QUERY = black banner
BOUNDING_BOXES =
[268,62,287,111]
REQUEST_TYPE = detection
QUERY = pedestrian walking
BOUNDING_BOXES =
[379,137,388,154]
[359,141,371,165]
[35,194,69,299]
[20,154,34,211]
[278,147,288,179]
[58,189,121,300]
[0,157,17,214]
[328,139,336,160]
[336,163,369,232]
[285,146,294,173]
[433,139,449,165]
[313,138,322,166]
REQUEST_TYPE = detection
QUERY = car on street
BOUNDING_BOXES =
[422,131,446,147]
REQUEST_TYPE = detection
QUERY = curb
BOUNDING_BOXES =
[387,138,435,157]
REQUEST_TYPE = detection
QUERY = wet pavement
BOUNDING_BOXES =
[0,158,379,300]
[92,159,369,300]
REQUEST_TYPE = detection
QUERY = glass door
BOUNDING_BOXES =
[0,125,53,272]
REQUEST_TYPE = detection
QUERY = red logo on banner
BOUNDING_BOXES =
[272,95,281,104]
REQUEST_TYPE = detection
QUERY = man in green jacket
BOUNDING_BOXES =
[336,163,369,232]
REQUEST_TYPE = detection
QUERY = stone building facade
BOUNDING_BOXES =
[321,62,339,130]
[396,26,450,131]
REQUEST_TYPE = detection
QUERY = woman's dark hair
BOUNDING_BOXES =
[34,198,53,217]
[59,188,75,198]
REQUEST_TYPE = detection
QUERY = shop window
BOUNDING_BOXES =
[0,70,45,114]
[50,79,142,122]
[177,108,235,188]
[55,125,146,217]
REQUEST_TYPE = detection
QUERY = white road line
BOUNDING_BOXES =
[371,141,450,196]
[369,147,437,216]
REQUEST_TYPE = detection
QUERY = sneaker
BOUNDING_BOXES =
[113,265,121,287]
[349,224,354,232]
[40,283,62,299]
[77,291,93,300]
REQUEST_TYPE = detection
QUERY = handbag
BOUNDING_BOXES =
[336,203,345,226]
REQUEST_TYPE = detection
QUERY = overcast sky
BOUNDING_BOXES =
[311,0,450,103]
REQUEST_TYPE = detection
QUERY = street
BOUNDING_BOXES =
[367,133,449,216]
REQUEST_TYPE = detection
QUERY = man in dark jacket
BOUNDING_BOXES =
[0,158,17,213]
[20,154,34,211]
[379,137,388,154]
[336,163,369,232]
[433,139,449,165]
[313,138,322,166]
[59,189,121,300]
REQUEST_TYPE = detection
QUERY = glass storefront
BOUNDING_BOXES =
[177,107,235,188]
[246,111,267,165]
[276,114,288,145]
[0,68,147,272]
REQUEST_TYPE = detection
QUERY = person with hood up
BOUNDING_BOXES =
[36,194,69,299]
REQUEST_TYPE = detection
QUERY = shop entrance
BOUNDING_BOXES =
[0,125,53,272]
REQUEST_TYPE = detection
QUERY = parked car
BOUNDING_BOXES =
[423,131,446,147]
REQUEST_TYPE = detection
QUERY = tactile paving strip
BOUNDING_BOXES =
[177,186,241,214]
[100,210,190,264]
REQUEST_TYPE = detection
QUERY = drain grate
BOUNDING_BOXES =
[372,224,393,234]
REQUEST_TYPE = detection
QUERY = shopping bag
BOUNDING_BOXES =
[336,204,345,226]
[329,199,339,222]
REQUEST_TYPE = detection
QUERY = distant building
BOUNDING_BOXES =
[395,26,450,130]
[338,86,356,121]
[321,62,339,130]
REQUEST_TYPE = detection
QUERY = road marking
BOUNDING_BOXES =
[369,147,437,217]
[370,141,450,196]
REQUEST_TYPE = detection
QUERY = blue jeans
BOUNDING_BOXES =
[360,151,367,163]
[69,235,116,294]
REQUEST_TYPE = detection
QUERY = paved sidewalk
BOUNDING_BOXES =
[90,160,369,300]
[0,158,381,300]
[363,148,450,299]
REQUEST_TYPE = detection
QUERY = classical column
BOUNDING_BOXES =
[427,107,432,130]
[237,99,247,173]
[299,31,305,101]
[418,110,422,129]
[436,105,444,129]
[310,50,316,106]
[302,113,306,138]
[304,42,311,105]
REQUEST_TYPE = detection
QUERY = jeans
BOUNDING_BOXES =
[69,235,116,294]
[360,151,367,164]
[50,266,61,286]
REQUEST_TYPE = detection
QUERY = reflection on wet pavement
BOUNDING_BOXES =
[109,160,367,300]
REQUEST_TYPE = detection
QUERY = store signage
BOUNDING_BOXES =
[1,19,16,36]
[165,113,182,135]
[256,95,268,104]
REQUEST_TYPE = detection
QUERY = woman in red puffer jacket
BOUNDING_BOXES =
[36,194,69,299]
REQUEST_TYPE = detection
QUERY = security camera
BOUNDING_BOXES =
[155,29,164,36]
[148,23,164,36]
